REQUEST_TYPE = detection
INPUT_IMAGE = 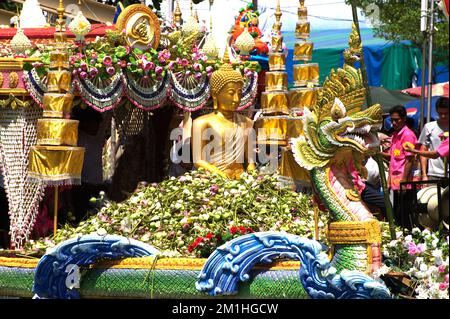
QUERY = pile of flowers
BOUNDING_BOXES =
[26,170,326,257]
[374,228,449,299]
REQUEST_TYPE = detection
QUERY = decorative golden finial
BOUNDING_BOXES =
[57,0,65,32]
[275,0,282,25]
[271,0,284,52]
[194,10,199,23]
[222,45,230,64]
[190,0,194,16]
[173,0,182,25]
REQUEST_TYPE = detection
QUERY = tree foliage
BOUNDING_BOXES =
[347,0,449,65]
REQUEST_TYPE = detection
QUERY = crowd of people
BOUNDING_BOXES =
[363,97,449,229]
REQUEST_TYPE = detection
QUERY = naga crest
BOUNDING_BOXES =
[291,26,382,171]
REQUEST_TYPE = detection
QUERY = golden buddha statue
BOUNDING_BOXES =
[192,49,256,179]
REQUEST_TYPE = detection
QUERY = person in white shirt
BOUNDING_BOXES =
[418,97,449,180]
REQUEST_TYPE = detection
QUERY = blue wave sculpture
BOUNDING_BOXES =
[33,234,159,299]
[196,232,391,299]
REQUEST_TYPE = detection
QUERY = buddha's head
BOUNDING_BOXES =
[210,49,244,112]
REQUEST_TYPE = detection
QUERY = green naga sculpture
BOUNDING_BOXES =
[291,24,383,274]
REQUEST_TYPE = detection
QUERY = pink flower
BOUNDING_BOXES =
[143,61,155,71]
[89,67,98,77]
[176,57,183,66]
[155,66,164,74]
[193,63,201,71]
[192,46,199,54]
[206,66,213,73]
[80,62,87,71]
[91,52,97,59]
[185,70,191,76]
[438,265,446,273]
[181,58,189,67]
[103,55,112,66]
[106,66,115,75]
[125,46,131,54]
[209,185,219,194]
[445,274,449,283]
[439,282,448,291]
[118,60,127,68]
[194,72,202,80]
[168,61,175,70]
[158,56,166,63]
[417,243,426,253]
[79,71,88,79]
[72,69,78,76]
[408,242,418,255]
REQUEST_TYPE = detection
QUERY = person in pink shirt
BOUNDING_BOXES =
[382,105,418,227]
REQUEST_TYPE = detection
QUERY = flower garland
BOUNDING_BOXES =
[122,69,170,111]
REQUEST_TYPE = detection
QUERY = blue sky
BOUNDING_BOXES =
[159,0,371,32]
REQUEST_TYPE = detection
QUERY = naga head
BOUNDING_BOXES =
[291,65,382,171]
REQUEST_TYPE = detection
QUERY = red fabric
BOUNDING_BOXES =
[443,0,449,17]
[0,24,114,41]
[402,82,449,98]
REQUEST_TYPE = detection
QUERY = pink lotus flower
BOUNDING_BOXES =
[205,66,213,73]
[176,58,183,66]
[125,46,131,54]
[438,264,446,273]
[118,60,127,68]
[143,61,155,72]
[79,71,88,79]
[194,72,202,80]
[106,66,115,75]
[439,282,449,291]
[181,58,189,67]
[158,56,166,63]
[192,46,199,54]
[103,55,112,66]
[445,274,449,283]
[72,69,78,76]
[89,67,98,77]
[193,63,201,71]
[155,66,164,74]
[185,70,191,77]
[168,61,175,70]
[80,62,87,71]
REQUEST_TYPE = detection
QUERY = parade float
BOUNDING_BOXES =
[0,1,448,299]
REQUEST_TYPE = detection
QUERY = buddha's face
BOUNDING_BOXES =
[214,82,243,112]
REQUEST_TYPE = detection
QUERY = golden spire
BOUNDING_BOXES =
[194,10,199,23]
[173,0,182,25]
[190,0,193,15]
[222,45,230,64]
[272,0,282,32]
[56,0,65,32]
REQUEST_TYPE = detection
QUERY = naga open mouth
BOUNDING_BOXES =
[337,122,382,151]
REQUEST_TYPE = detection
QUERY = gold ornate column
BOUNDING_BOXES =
[254,0,289,147]
[28,0,85,235]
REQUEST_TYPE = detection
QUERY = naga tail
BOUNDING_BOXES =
[196,232,390,299]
